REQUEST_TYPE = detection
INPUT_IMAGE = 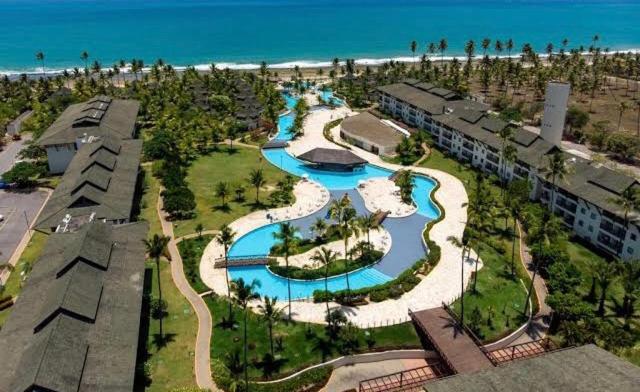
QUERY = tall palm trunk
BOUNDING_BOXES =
[243,308,249,391]
[268,320,274,357]
[224,247,233,323]
[286,254,292,319]
[511,218,518,277]
[155,256,163,338]
[598,282,610,316]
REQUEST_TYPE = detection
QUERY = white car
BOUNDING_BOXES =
[0,214,4,222]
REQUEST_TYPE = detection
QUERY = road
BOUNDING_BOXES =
[0,190,48,266]
[0,134,31,175]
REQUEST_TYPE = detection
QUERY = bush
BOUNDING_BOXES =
[162,185,196,219]
[2,161,43,188]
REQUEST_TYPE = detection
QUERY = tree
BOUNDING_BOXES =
[617,101,629,131]
[329,195,358,301]
[144,234,170,338]
[312,247,338,320]
[2,161,42,188]
[541,151,569,211]
[448,234,469,326]
[438,38,448,68]
[592,259,620,317]
[357,214,379,248]
[248,168,266,204]
[80,51,89,73]
[273,222,299,318]
[35,51,45,78]
[258,295,284,357]
[195,223,204,239]
[610,187,639,227]
[310,218,327,241]
[565,106,590,135]
[162,186,196,219]
[394,170,415,205]
[216,224,237,325]
[215,181,230,207]
[410,40,418,63]
[619,259,640,328]
[506,180,530,276]
[230,278,261,391]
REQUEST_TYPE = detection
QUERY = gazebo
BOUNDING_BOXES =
[297,148,367,171]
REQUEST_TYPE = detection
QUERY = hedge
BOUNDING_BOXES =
[212,359,332,392]
[268,250,383,280]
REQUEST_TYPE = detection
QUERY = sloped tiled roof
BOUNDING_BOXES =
[0,221,148,392]
[35,138,142,231]
[38,96,139,146]
[298,147,368,166]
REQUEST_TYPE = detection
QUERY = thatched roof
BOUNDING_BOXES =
[297,148,367,166]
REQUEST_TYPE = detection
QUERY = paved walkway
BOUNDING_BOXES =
[512,222,551,345]
[0,134,31,175]
[322,358,428,392]
[156,187,217,391]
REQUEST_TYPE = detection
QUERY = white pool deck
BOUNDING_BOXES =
[357,177,417,218]
[199,102,481,327]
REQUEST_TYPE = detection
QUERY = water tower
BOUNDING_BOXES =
[540,81,570,146]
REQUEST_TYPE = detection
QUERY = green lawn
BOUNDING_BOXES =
[173,146,294,238]
[205,295,421,381]
[420,148,531,342]
[137,260,199,392]
[177,235,214,294]
[0,232,48,328]
[139,165,163,237]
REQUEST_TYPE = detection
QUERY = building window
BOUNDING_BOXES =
[581,208,586,214]
[578,220,584,227]
[628,247,634,254]
[591,213,596,219]
[631,233,637,241]
[588,225,593,233]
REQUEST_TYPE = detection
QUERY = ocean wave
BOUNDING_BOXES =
[3,48,640,76]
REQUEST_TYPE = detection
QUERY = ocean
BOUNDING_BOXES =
[1,0,639,75]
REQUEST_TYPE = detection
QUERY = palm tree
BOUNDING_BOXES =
[592,259,619,316]
[447,234,469,326]
[230,278,261,391]
[357,214,379,248]
[80,51,89,73]
[498,126,514,190]
[438,38,448,68]
[481,38,491,57]
[215,181,230,207]
[506,39,514,59]
[524,210,562,316]
[329,196,358,300]
[35,51,45,78]
[542,151,569,212]
[258,295,284,356]
[216,224,237,324]
[428,42,437,59]
[611,187,639,228]
[410,40,418,63]
[619,260,640,327]
[248,168,266,205]
[312,247,338,319]
[617,101,629,131]
[144,234,170,338]
[310,218,327,241]
[273,222,299,318]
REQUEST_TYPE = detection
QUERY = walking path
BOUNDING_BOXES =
[156,187,217,391]
[512,222,551,344]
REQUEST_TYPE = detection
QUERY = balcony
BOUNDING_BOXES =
[600,220,626,239]
[555,197,577,214]
[442,131,453,140]
[597,232,623,254]
[487,153,499,164]
[463,141,474,151]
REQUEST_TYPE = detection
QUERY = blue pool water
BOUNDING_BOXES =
[229,264,392,300]
[226,92,439,299]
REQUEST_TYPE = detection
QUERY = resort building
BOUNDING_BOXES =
[424,344,640,392]
[34,136,143,233]
[37,96,139,174]
[340,111,406,157]
[376,81,640,260]
[297,147,368,171]
[0,221,148,392]
[5,110,33,136]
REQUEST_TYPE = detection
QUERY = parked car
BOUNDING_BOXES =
[0,214,4,223]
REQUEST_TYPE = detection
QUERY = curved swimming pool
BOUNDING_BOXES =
[221,92,440,300]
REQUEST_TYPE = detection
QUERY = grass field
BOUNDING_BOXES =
[137,260,199,391]
[139,165,163,237]
[205,295,421,381]
[0,232,48,328]
[173,146,294,238]
[178,235,214,294]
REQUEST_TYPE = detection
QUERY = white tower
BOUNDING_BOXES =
[540,81,570,146]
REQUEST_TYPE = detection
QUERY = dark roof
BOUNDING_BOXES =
[297,148,368,166]
[35,137,142,231]
[38,96,139,146]
[546,156,640,221]
[425,345,640,392]
[378,83,447,115]
[262,139,289,149]
[341,112,404,148]
[0,221,148,392]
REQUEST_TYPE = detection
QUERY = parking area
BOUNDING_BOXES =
[0,189,48,266]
